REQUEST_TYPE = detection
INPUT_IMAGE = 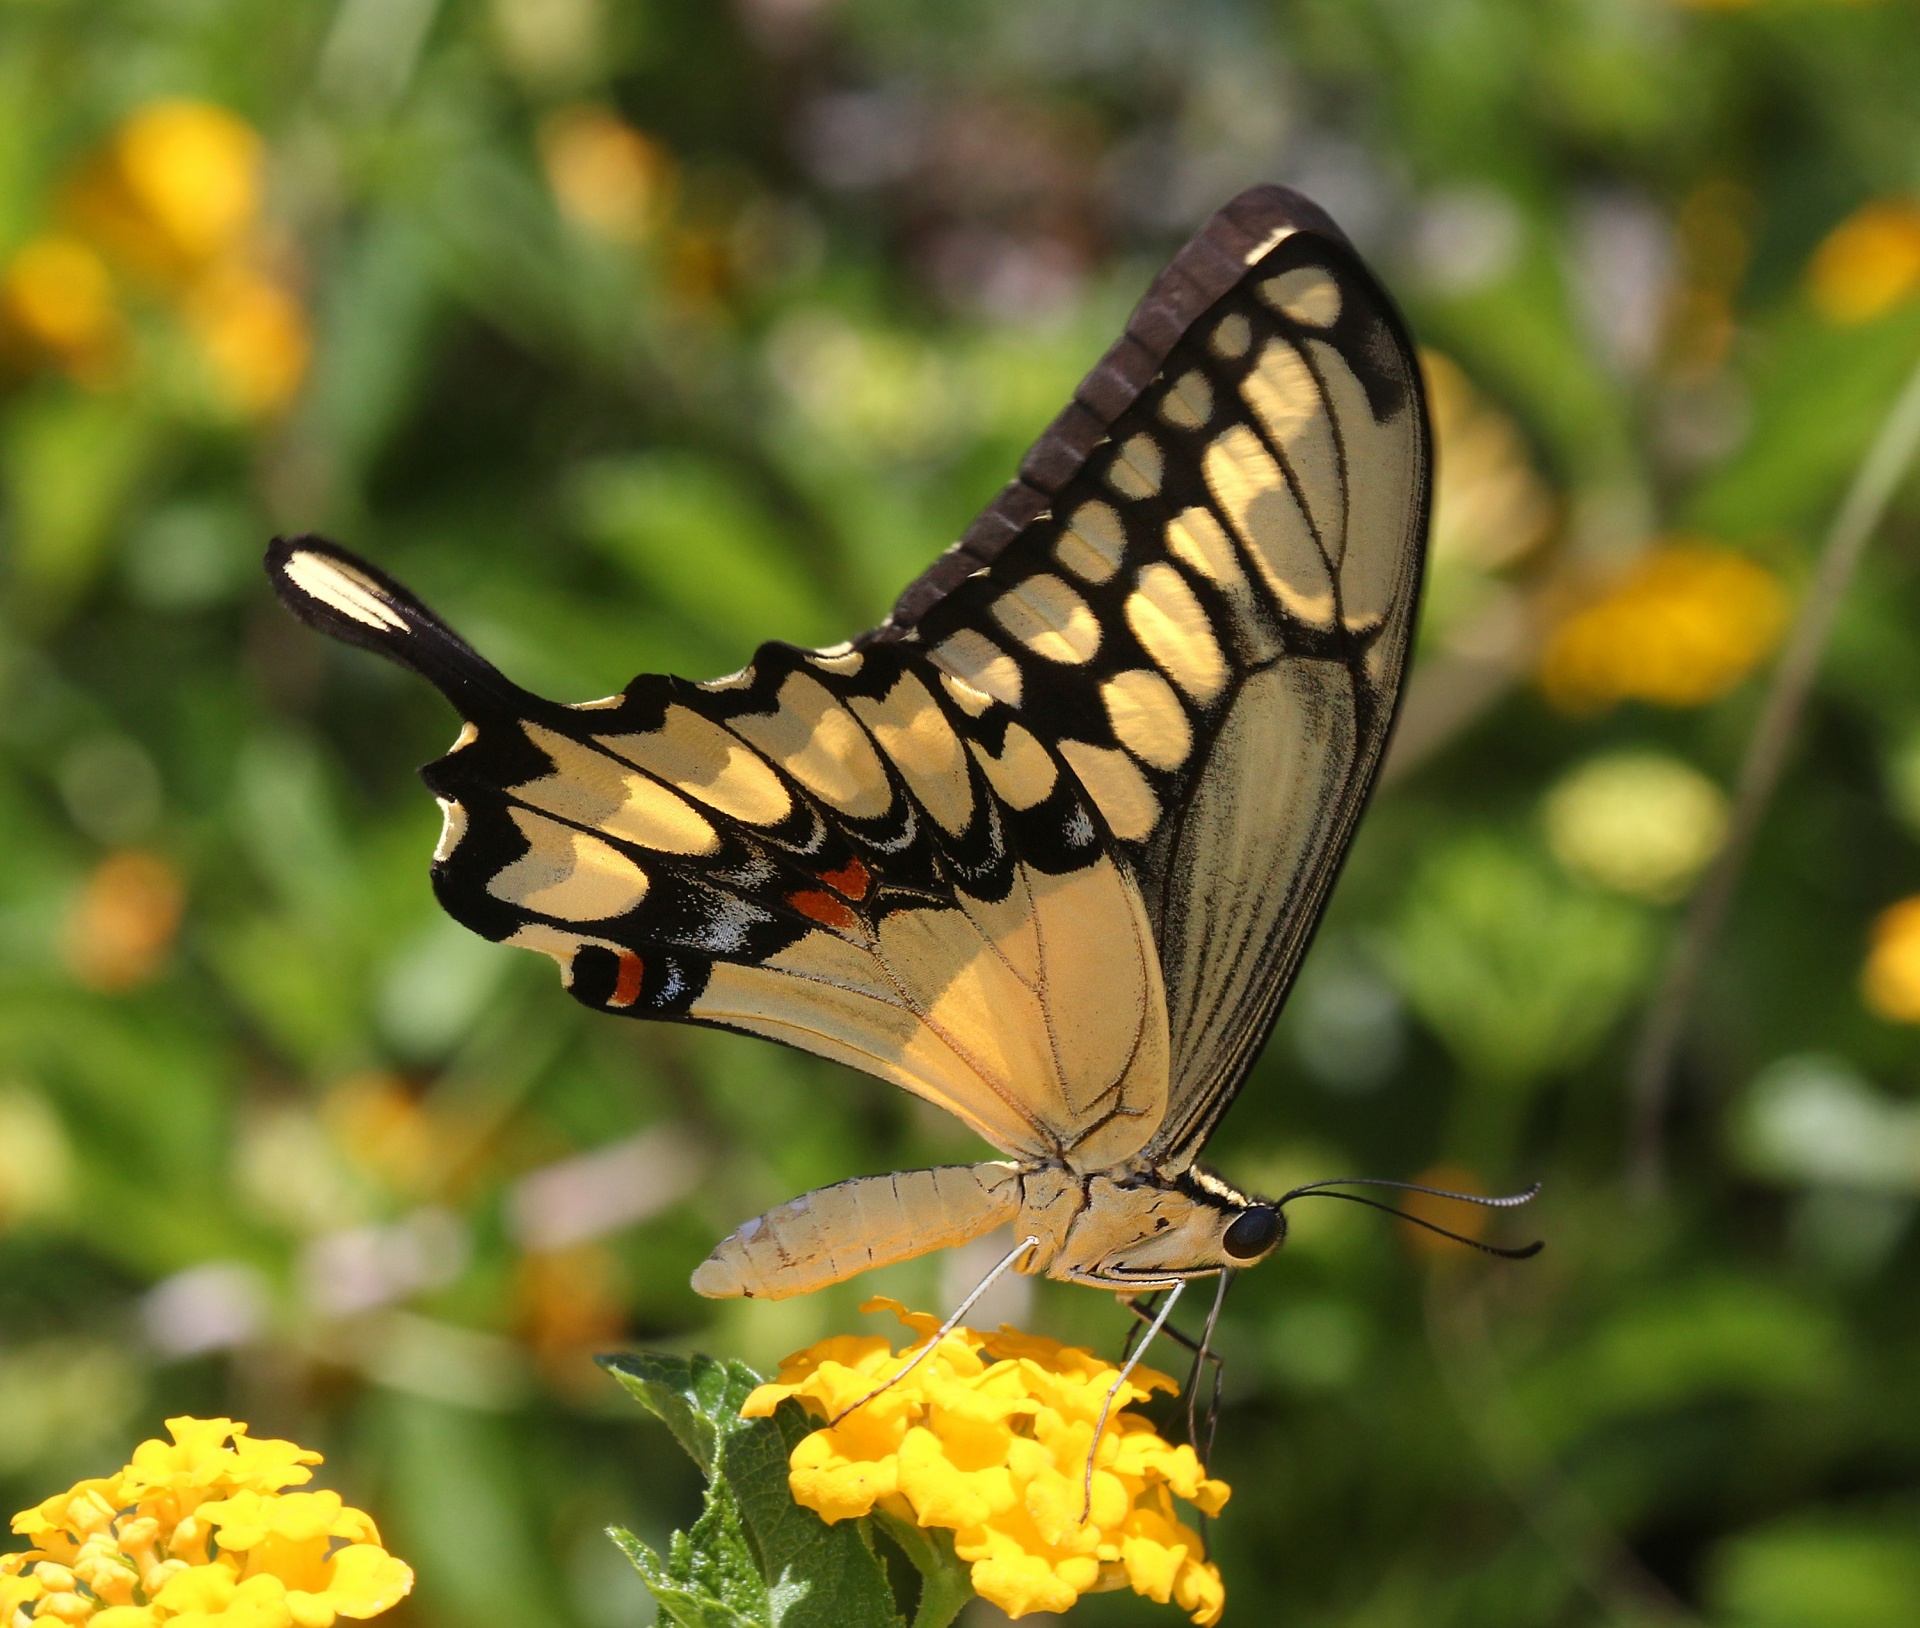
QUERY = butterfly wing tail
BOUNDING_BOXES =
[265,535,524,719]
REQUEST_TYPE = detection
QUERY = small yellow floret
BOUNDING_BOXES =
[1,1418,411,1628]
[743,1298,1229,1625]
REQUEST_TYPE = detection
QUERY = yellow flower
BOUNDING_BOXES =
[1862,897,1920,1022]
[1807,198,1920,326]
[61,851,186,995]
[743,1299,1229,1625]
[2,1418,411,1628]
[0,236,127,386]
[539,105,672,244]
[1423,351,1555,573]
[65,101,263,284]
[1538,542,1787,714]
[184,263,310,416]
[40,99,310,419]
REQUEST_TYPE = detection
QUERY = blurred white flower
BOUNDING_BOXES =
[58,734,162,844]
[1544,751,1727,902]
[506,1125,705,1253]
[302,1206,470,1319]
[0,1339,140,1473]
[142,1261,271,1357]
[1569,190,1674,376]
[1285,943,1406,1094]
[766,311,960,461]
[356,1311,528,1411]
[1734,1055,1920,1193]
[1413,184,1524,297]
[234,1102,369,1234]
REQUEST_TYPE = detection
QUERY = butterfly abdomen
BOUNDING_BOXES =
[691,1163,1023,1300]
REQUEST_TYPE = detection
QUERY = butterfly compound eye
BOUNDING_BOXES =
[1223,1205,1283,1261]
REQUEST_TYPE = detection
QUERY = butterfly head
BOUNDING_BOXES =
[1221,1202,1285,1262]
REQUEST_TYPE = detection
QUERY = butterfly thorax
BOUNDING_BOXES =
[1017,1161,1277,1287]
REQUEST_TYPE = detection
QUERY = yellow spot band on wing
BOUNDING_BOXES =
[488,808,649,921]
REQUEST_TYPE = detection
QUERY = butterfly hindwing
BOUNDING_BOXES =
[401,632,1174,1170]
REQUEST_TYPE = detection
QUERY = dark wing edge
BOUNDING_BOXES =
[871,184,1361,639]
[1150,227,1433,1164]
[265,534,530,722]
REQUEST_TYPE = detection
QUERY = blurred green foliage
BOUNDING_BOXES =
[0,1,1918,1625]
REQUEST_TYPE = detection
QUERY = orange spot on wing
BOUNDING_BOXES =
[608,950,645,1008]
[820,855,871,900]
[789,889,859,932]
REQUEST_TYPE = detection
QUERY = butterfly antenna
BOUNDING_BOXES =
[1281,1189,1545,1259]
[1281,1176,1542,1208]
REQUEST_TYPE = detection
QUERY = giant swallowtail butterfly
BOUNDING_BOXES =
[268,185,1432,1305]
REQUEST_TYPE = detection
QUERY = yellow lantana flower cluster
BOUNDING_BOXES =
[742,1299,1228,1624]
[1538,543,1788,714]
[1,1417,411,1628]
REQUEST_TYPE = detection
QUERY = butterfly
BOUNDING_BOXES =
[267,183,1446,1323]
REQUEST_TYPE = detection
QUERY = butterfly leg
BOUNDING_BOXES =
[1084,1280,1185,1523]
[827,1234,1039,1426]
[1118,1285,1228,1465]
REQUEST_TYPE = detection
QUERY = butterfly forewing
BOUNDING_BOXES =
[266,183,1429,1187]
[879,203,1429,1163]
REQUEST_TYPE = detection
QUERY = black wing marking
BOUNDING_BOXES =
[866,186,1431,1163]
[268,535,1173,1168]
[265,184,1430,1175]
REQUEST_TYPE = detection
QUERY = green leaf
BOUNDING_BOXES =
[729,1396,904,1628]
[570,451,838,651]
[601,1352,910,1628]
[602,1350,760,1479]
[611,1523,764,1628]
[872,1510,974,1628]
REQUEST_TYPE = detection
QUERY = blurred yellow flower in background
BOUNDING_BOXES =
[0,1089,73,1233]
[540,105,671,244]
[0,237,127,386]
[1861,897,1920,1022]
[319,1075,444,1198]
[1423,351,1556,572]
[1,1416,411,1627]
[0,98,311,417]
[61,851,185,994]
[65,101,262,284]
[1538,543,1788,713]
[514,1243,629,1394]
[185,264,310,416]
[743,1298,1228,1624]
[1545,751,1729,902]
[1807,198,1920,326]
